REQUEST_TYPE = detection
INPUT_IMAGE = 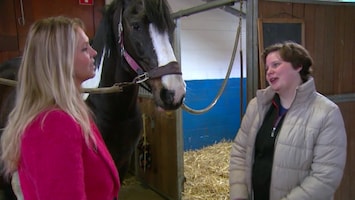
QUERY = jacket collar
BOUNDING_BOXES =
[256,76,316,108]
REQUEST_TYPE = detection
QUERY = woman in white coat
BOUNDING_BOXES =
[229,41,347,200]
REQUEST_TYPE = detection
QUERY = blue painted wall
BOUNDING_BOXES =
[183,78,247,151]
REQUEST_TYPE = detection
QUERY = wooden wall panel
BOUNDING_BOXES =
[29,1,97,39]
[336,102,354,200]
[305,5,355,95]
[259,1,355,200]
[0,0,21,62]
[291,3,305,18]
[137,97,180,199]
[0,0,18,51]
[333,7,345,93]
[338,6,355,93]
[258,1,293,18]
[304,5,315,59]
[0,0,105,64]
[259,1,355,96]
[313,6,335,94]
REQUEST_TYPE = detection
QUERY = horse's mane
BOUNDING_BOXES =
[106,0,175,45]
[91,0,175,68]
[0,57,21,80]
[144,0,175,33]
[104,0,119,49]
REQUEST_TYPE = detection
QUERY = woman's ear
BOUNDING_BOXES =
[296,65,302,72]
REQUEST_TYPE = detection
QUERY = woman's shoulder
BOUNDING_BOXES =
[36,108,76,123]
[301,93,344,125]
[313,92,340,111]
[26,108,80,137]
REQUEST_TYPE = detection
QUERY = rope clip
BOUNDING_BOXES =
[133,72,149,84]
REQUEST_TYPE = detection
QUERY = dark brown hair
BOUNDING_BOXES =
[261,41,313,82]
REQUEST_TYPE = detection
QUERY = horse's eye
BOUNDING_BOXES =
[132,23,141,31]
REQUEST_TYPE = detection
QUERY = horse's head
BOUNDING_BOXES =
[106,0,186,110]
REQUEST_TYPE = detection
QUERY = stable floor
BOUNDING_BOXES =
[0,175,166,200]
[119,173,166,200]
[119,183,166,200]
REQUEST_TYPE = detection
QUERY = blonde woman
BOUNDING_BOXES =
[1,16,120,200]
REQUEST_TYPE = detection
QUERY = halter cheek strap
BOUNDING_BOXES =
[117,11,181,82]
[120,30,183,80]
[121,42,145,75]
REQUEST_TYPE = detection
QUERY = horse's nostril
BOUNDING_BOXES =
[179,95,185,105]
[160,88,174,105]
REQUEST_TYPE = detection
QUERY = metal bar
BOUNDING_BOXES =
[171,0,239,19]
[265,0,355,6]
[221,5,246,18]
[327,93,355,103]
[203,0,246,18]
[171,20,185,199]
[18,0,26,26]
[246,0,259,102]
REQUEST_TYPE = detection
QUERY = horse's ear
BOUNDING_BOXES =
[145,0,174,33]
[0,57,21,80]
[122,0,133,8]
[91,18,109,68]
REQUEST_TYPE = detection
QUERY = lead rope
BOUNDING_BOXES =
[0,77,138,94]
[182,0,244,114]
[138,113,152,172]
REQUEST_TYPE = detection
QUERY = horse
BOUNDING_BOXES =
[0,0,186,198]
[86,0,186,181]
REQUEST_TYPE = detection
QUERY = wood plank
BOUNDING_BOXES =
[340,6,355,93]
[333,6,345,93]
[137,97,179,199]
[0,0,19,52]
[336,102,354,200]
[313,6,333,94]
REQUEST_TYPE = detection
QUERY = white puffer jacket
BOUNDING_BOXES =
[229,77,347,200]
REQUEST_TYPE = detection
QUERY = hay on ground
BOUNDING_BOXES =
[120,140,233,200]
[182,140,232,200]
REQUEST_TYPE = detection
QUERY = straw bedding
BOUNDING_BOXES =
[121,140,233,199]
[182,140,232,200]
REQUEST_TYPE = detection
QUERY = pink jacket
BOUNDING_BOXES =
[18,109,120,200]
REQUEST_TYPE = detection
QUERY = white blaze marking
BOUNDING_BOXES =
[149,24,177,66]
[149,24,186,103]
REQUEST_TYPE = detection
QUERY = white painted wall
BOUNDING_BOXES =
[167,0,247,80]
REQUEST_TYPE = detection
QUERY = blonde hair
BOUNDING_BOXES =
[1,16,95,178]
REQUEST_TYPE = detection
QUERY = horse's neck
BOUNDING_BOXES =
[86,85,139,123]
[85,55,140,121]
